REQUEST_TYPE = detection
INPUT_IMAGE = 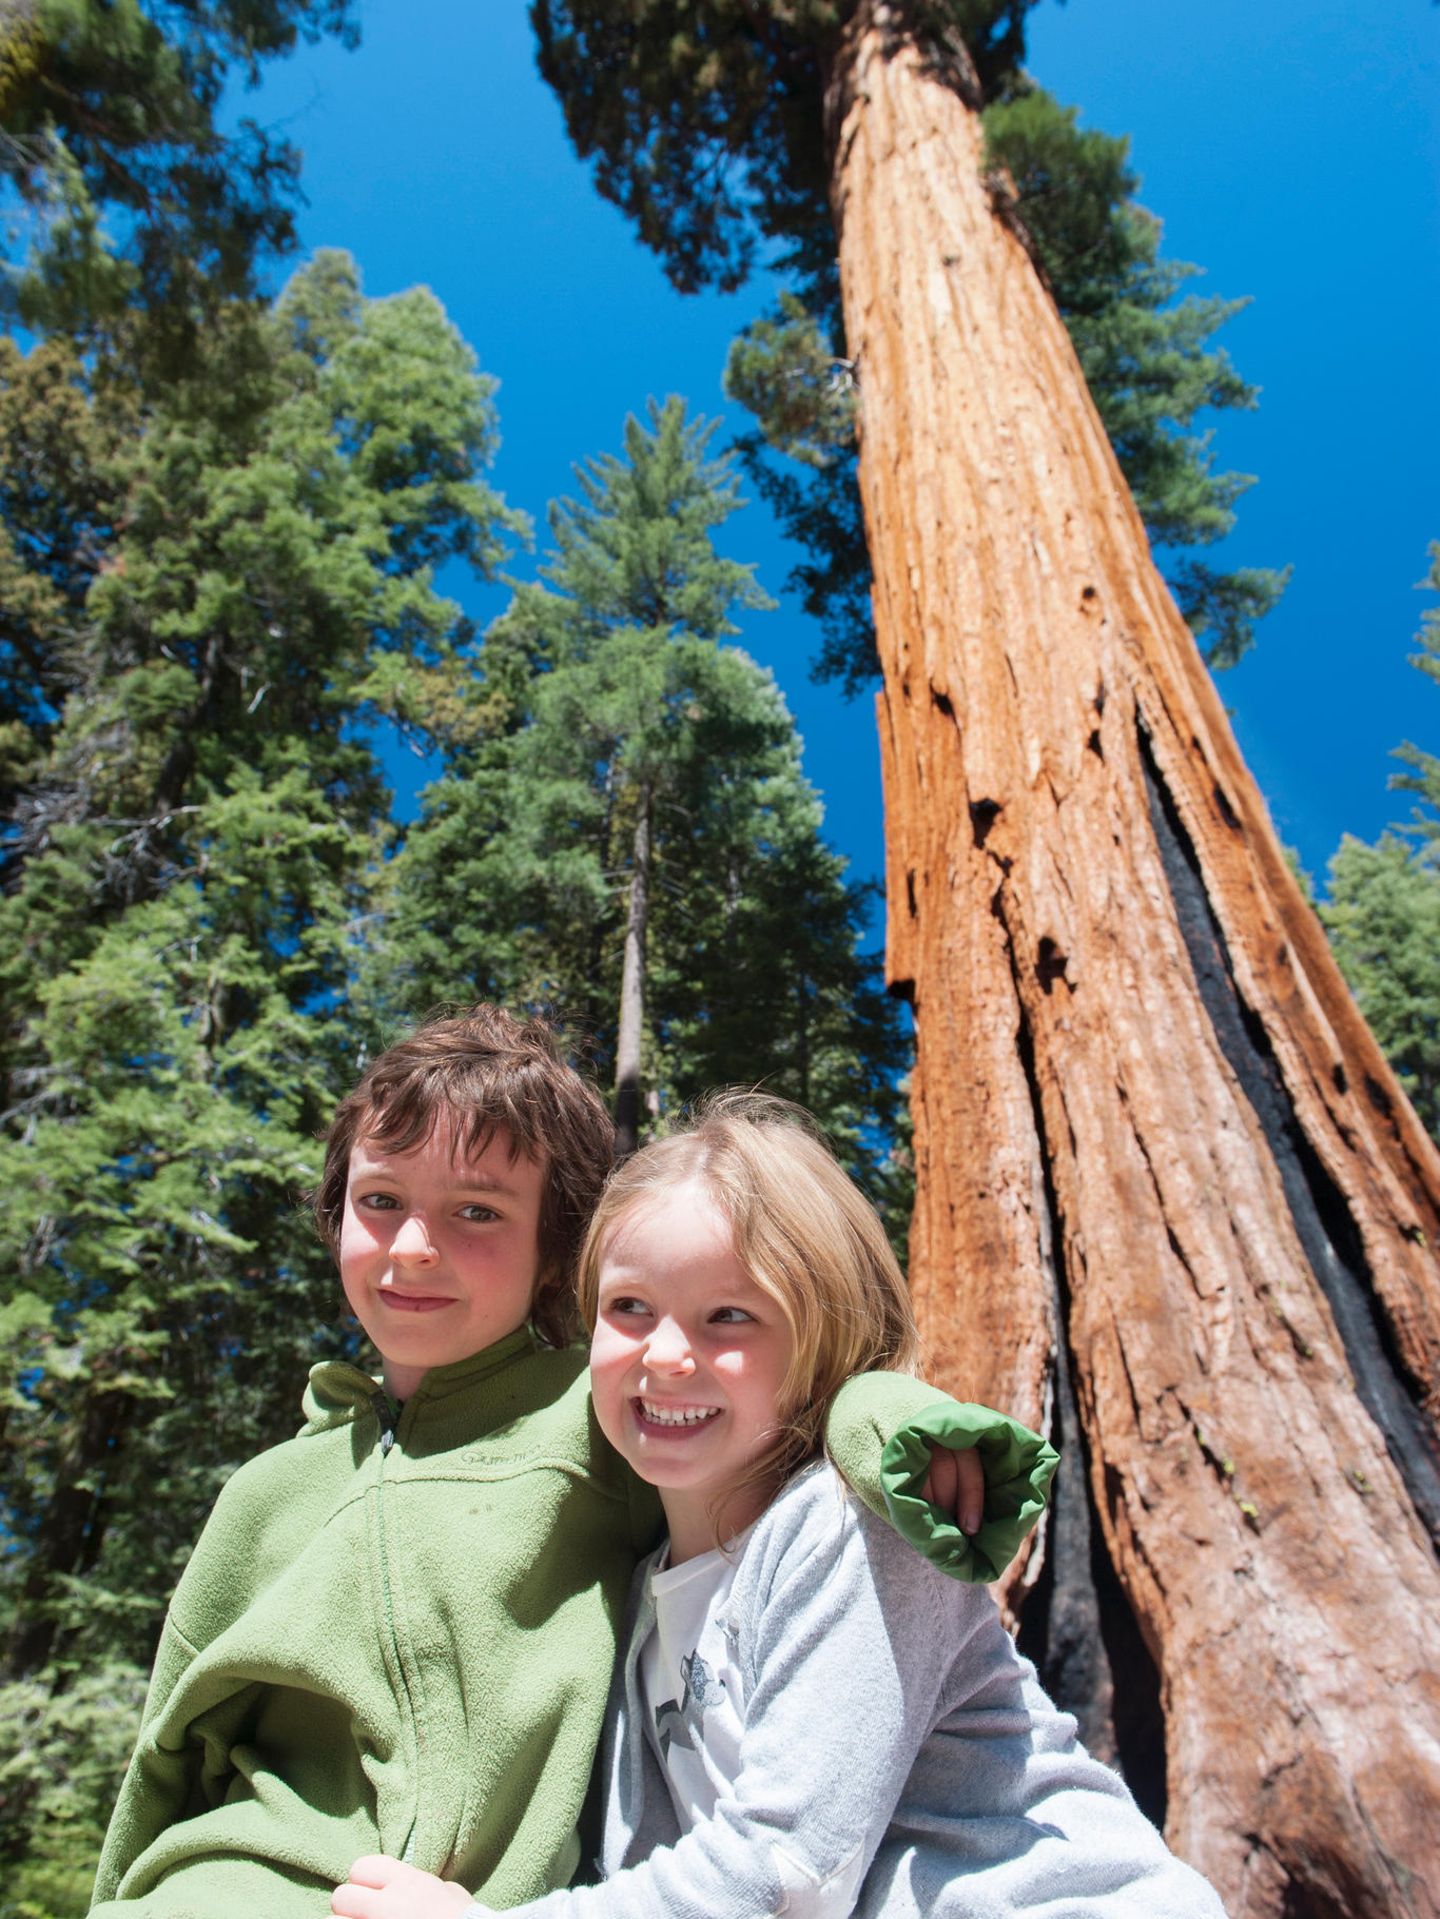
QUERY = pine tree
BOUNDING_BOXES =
[0,0,359,344]
[0,331,137,807]
[532,5,1440,1909]
[1321,548,1440,1147]
[1391,543,1440,845]
[0,251,520,1898]
[374,397,907,1190]
[1323,835,1440,1144]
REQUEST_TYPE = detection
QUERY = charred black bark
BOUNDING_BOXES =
[1139,722,1440,1548]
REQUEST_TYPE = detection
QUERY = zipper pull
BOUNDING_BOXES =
[370,1389,400,1455]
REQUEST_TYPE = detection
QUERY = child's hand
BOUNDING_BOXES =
[920,1442,984,1535]
[333,1856,479,1919]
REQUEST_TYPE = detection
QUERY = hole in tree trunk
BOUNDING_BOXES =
[969,798,1001,847]
[1035,939,1072,996]
[1212,782,1242,831]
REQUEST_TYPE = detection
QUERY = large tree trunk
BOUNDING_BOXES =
[823,5,1440,1913]
[613,791,652,1158]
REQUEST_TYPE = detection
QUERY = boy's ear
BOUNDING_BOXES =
[529,1259,583,1348]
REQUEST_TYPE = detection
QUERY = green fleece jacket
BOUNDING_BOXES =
[91,1329,1055,1919]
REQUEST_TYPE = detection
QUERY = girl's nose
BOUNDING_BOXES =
[643,1317,696,1376]
[388,1213,438,1267]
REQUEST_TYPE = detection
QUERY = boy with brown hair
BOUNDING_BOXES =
[91,1006,1055,1919]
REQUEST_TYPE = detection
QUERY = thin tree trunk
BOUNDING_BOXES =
[6,1386,129,1679]
[823,5,1440,1913]
[614,792,651,1158]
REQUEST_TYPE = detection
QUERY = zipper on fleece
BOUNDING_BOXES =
[371,1388,400,1455]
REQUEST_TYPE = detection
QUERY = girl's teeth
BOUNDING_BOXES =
[640,1400,719,1426]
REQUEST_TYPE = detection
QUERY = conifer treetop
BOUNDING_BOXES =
[530,0,1040,294]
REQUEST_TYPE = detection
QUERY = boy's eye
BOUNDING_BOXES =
[458,1202,500,1223]
[358,1191,400,1211]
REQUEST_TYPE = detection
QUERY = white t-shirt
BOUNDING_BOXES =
[638,1538,752,1830]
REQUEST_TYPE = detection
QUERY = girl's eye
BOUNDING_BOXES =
[606,1295,651,1318]
[711,1305,756,1326]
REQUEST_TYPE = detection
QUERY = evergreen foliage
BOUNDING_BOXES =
[1390,543,1440,839]
[373,397,908,1192]
[532,1,1041,295]
[0,1662,149,1918]
[1320,546,1440,1147]
[0,0,358,341]
[1323,835,1440,1144]
[2,22,954,1893]
[0,252,520,1896]
[532,3,1285,688]
[0,334,138,800]
[1,250,909,1913]
[982,89,1287,670]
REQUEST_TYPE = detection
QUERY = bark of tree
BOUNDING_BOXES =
[614,792,652,1158]
[822,6,1440,1914]
[5,1386,130,1679]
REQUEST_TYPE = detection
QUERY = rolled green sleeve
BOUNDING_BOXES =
[823,1373,1059,1584]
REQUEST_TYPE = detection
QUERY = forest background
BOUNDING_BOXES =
[0,2,1437,1916]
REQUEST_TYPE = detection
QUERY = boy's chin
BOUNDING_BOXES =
[377,1322,533,1396]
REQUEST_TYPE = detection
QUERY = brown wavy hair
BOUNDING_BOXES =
[314,1005,614,1348]
[577,1090,920,1520]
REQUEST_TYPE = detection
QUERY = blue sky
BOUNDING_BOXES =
[243,0,1440,898]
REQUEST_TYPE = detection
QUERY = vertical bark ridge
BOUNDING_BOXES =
[878,671,1057,1439]
[997,885,1169,1823]
[827,4,1440,1908]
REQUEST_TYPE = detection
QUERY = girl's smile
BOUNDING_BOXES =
[588,1179,794,1563]
[632,1398,722,1429]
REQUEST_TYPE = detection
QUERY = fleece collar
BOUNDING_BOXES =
[300,1324,540,1432]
